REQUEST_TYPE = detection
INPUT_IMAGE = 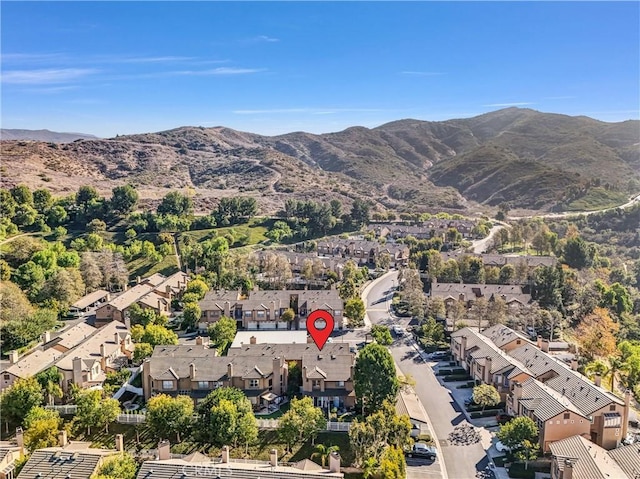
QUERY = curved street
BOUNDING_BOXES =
[363,270,491,479]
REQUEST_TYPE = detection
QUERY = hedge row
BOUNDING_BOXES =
[443,374,472,382]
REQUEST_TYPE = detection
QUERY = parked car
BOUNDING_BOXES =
[430,351,449,360]
[406,443,437,460]
[495,441,511,453]
[496,412,514,424]
[392,325,406,337]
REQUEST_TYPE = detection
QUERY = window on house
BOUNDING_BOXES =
[162,380,173,390]
[312,380,321,388]
[3,374,9,381]
[334,310,342,315]
[244,311,252,317]
[609,405,616,411]
[257,311,265,317]
[337,381,345,387]
[198,381,208,389]
[564,413,570,420]
[249,379,259,388]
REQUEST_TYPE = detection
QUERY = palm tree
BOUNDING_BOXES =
[585,359,611,387]
[608,355,628,392]
[313,444,339,468]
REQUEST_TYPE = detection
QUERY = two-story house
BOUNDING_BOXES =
[431,282,532,309]
[198,289,344,330]
[95,271,188,326]
[316,239,409,266]
[142,341,356,410]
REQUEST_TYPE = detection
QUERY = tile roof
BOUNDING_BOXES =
[607,443,640,478]
[51,322,97,350]
[519,378,588,422]
[101,283,155,311]
[431,283,531,304]
[137,458,343,478]
[549,435,630,479]
[3,348,63,378]
[17,443,116,479]
[481,324,532,349]
[70,289,109,310]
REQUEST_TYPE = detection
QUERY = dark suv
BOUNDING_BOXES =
[496,412,514,424]
[406,443,437,460]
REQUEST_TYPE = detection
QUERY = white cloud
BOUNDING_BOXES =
[175,67,266,76]
[256,35,280,43]
[483,102,534,107]
[2,68,98,84]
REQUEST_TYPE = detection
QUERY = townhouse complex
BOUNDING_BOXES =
[451,325,631,452]
[142,339,356,410]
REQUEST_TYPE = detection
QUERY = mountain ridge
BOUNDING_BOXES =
[1,108,638,214]
[1,129,99,143]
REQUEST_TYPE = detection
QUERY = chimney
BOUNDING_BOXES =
[272,357,282,394]
[571,358,578,371]
[196,336,203,346]
[485,356,493,384]
[269,448,278,467]
[105,292,111,301]
[541,339,550,353]
[221,446,230,463]
[72,357,83,386]
[227,362,234,380]
[100,343,106,358]
[114,332,121,345]
[124,316,131,330]
[136,276,141,284]
[250,336,257,345]
[512,381,523,414]
[157,299,163,313]
[537,335,543,349]
[622,389,631,438]
[224,301,230,317]
[563,459,574,479]
[124,283,128,291]
[166,285,172,296]
[329,451,341,473]
[115,434,124,452]
[594,374,602,387]
[15,428,24,452]
[58,430,68,447]
[307,335,314,344]
[189,363,196,378]
[157,440,170,460]
[8,350,19,364]
[460,336,468,361]
[42,331,52,344]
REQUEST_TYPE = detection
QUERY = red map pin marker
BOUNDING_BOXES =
[307,310,334,351]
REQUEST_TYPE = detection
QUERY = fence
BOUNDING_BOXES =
[44,404,77,415]
[256,419,351,432]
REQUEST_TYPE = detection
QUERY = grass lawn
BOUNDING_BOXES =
[254,402,290,419]
[566,188,628,211]
[76,424,355,470]
[126,251,179,278]
[179,218,270,249]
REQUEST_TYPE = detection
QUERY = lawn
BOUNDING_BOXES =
[179,218,270,248]
[566,188,628,212]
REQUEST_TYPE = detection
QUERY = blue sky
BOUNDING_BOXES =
[2,2,639,137]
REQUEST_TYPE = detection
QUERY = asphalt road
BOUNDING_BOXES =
[364,271,490,479]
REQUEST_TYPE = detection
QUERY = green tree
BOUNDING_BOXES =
[196,387,257,448]
[87,218,107,233]
[93,453,138,479]
[127,303,163,327]
[496,416,538,450]
[33,189,53,213]
[379,446,406,479]
[350,199,370,226]
[371,325,393,345]
[76,185,99,213]
[207,316,237,353]
[345,298,366,328]
[472,384,501,412]
[182,302,201,330]
[35,367,63,406]
[74,389,120,434]
[354,343,399,414]
[0,377,44,426]
[278,396,326,451]
[185,278,209,300]
[10,184,33,206]
[133,342,154,363]
[313,444,339,468]
[157,191,193,216]
[146,394,194,442]
[40,268,85,311]
[47,205,68,226]
[563,236,595,269]
[281,308,295,323]
[110,184,139,215]
[23,407,62,451]
[0,259,11,281]
[514,439,540,470]
[140,324,179,347]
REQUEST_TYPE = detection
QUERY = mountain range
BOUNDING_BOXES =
[1,108,638,214]
[1,129,98,143]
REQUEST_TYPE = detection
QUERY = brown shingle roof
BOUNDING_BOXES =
[549,435,630,479]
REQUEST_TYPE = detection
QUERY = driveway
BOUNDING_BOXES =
[365,271,492,479]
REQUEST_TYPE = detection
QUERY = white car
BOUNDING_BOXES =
[495,441,511,453]
[392,325,406,337]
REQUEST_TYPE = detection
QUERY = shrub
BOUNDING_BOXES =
[443,374,472,382]
[469,409,503,418]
